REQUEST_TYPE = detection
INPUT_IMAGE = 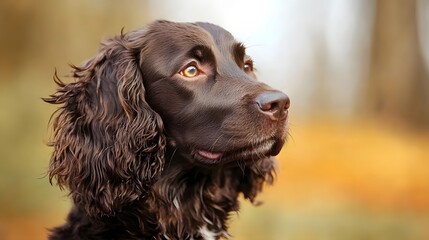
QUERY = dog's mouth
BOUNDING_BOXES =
[192,137,284,164]
[196,150,224,161]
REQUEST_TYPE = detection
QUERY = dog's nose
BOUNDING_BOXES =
[255,91,290,121]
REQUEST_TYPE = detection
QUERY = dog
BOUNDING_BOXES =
[44,20,290,239]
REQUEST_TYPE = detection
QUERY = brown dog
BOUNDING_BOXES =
[45,20,289,239]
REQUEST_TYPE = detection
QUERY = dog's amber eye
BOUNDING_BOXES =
[244,61,253,73]
[180,65,199,78]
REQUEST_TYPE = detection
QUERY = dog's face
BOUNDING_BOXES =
[140,21,289,164]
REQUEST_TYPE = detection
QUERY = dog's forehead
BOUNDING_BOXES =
[145,21,238,52]
[194,22,237,47]
[140,21,247,77]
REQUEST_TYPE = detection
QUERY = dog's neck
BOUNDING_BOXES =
[146,150,243,239]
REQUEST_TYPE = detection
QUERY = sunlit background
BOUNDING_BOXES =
[1,0,429,239]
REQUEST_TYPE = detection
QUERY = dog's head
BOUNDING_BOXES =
[141,21,289,165]
[45,20,289,217]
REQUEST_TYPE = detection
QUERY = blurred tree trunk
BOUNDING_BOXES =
[366,0,429,128]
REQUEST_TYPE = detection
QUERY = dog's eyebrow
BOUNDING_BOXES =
[232,42,246,64]
[189,45,215,64]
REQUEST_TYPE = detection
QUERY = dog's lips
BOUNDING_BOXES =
[192,137,284,164]
[196,149,223,160]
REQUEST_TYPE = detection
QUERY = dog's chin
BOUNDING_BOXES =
[189,138,285,165]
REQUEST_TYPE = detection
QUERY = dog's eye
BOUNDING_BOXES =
[243,61,253,73]
[180,64,199,78]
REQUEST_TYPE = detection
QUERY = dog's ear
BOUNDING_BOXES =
[44,29,165,217]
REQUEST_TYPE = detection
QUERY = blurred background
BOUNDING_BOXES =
[1,0,429,239]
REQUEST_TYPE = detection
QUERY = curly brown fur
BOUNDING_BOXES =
[44,20,289,239]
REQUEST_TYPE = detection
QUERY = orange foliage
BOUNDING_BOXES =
[264,119,429,213]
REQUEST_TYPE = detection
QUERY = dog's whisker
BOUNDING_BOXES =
[209,131,224,152]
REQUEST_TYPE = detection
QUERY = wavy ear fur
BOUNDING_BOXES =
[44,29,165,217]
